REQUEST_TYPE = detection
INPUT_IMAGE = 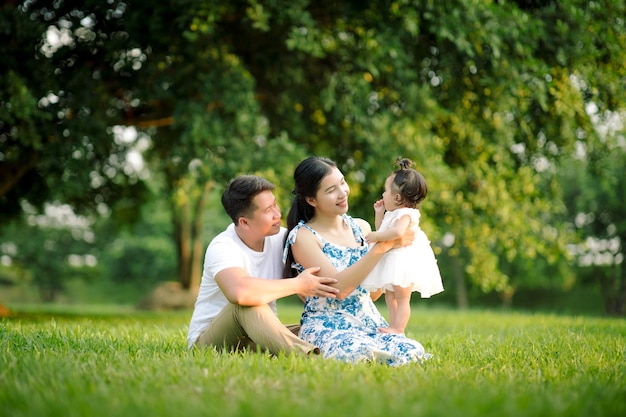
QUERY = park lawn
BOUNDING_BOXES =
[1,303,624,417]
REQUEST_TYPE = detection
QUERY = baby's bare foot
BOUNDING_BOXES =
[378,327,404,334]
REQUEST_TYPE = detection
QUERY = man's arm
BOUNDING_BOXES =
[215,266,338,306]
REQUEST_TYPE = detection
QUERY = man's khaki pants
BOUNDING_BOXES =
[194,303,317,356]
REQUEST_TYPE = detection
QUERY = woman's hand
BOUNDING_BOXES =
[370,224,414,253]
[392,226,415,248]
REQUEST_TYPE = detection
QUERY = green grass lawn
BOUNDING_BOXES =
[1,303,624,417]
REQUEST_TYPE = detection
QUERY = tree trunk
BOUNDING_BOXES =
[0,154,37,198]
[499,287,515,310]
[187,180,214,291]
[452,256,469,309]
[617,268,626,316]
[172,180,215,291]
[598,262,626,317]
[174,202,192,289]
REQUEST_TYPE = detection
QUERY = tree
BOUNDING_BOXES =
[0,202,97,301]
[184,0,625,306]
[560,111,626,316]
[2,0,625,308]
[2,1,306,293]
[1,1,150,223]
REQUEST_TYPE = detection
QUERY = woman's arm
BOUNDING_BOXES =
[291,223,397,299]
[366,214,411,243]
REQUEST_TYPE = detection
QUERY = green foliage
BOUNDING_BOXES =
[559,118,626,315]
[97,223,176,287]
[0,203,98,301]
[1,305,625,417]
[177,0,625,298]
[0,1,151,221]
[2,0,625,303]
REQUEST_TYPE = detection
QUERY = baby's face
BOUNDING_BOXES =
[381,175,400,211]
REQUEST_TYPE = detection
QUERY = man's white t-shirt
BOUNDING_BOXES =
[187,224,287,348]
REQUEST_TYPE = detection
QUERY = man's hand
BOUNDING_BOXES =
[296,267,339,298]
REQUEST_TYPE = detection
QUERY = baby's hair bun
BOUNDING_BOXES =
[395,157,413,170]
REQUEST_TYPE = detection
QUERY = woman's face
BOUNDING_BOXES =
[307,167,350,216]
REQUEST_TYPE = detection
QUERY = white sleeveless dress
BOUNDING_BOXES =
[361,208,444,298]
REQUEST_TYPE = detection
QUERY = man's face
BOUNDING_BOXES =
[244,190,282,236]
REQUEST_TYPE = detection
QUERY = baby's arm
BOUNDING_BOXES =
[372,199,385,230]
[366,214,411,243]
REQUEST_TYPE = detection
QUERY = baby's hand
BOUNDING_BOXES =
[373,199,385,214]
[365,232,377,244]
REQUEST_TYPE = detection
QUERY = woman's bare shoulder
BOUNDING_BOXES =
[292,224,320,245]
[353,217,372,234]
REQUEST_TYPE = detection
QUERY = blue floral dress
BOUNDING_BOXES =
[283,215,430,366]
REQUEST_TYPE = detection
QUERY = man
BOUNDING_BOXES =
[187,175,339,356]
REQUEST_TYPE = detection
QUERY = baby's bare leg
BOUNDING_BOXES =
[380,286,412,334]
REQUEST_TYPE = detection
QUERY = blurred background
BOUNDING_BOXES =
[1,0,624,316]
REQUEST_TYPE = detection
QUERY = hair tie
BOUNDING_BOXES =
[395,157,413,170]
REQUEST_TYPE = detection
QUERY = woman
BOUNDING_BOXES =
[283,156,430,366]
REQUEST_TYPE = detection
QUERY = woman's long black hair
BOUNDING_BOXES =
[283,156,337,277]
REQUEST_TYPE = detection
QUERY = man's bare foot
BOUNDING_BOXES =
[378,327,404,334]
